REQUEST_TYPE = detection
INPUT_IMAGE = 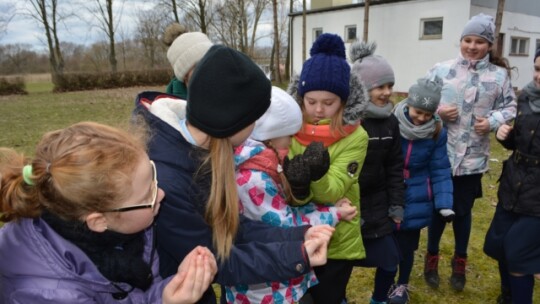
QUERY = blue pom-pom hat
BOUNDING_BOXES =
[298,33,351,102]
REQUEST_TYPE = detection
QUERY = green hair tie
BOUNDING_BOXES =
[22,165,34,186]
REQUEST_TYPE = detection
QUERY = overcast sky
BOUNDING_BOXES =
[1,0,173,52]
[0,0,278,52]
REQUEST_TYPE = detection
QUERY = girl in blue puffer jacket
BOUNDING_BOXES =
[388,78,454,304]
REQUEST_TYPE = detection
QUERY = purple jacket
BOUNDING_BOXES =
[0,218,170,303]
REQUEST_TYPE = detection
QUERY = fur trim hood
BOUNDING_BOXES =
[287,71,369,125]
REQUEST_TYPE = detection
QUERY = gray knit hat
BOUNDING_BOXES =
[461,13,495,44]
[167,32,213,81]
[405,77,443,113]
[349,41,395,91]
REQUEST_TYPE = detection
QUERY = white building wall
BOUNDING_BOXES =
[290,0,539,92]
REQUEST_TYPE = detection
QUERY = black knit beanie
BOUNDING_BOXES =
[187,45,271,138]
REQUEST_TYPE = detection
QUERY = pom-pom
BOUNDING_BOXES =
[310,33,346,58]
[349,41,377,63]
[162,23,188,47]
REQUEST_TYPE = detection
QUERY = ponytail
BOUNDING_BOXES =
[0,148,41,222]
[204,137,239,261]
[489,50,517,78]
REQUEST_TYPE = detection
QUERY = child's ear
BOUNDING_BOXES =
[84,212,109,233]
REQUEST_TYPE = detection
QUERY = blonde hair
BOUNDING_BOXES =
[201,137,239,261]
[0,122,147,222]
[300,100,349,136]
[264,141,294,203]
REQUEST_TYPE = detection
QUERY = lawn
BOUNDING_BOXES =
[0,85,538,303]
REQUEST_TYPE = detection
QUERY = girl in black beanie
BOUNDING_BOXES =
[133,45,335,304]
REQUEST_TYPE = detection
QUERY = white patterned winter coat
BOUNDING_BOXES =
[426,53,516,176]
[226,139,343,304]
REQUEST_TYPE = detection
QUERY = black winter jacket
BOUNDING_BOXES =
[497,92,540,217]
[358,114,405,239]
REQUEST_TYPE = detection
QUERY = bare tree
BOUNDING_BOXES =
[212,0,269,56]
[85,0,124,73]
[285,0,293,79]
[136,8,169,69]
[0,3,15,40]
[84,41,110,73]
[493,0,505,56]
[176,0,212,33]
[0,43,48,74]
[25,0,66,83]
[271,0,283,82]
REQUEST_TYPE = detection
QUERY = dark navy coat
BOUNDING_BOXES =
[133,92,311,303]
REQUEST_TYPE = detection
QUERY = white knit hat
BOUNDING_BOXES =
[250,86,303,142]
[167,32,213,81]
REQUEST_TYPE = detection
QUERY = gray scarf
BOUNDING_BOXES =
[364,101,393,119]
[523,81,540,113]
[394,100,437,140]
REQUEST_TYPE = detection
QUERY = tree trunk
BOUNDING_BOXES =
[172,0,179,23]
[51,1,64,75]
[285,0,292,80]
[272,0,281,83]
[302,0,306,62]
[106,0,117,73]
[363,0,369,42]
[493,0,505,56]
[199,0,207,33]
[32,0,63,84]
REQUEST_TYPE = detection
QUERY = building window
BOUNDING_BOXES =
[420,17,443,40]
[536,39,540,52]
[345,25,357,42]
[313,28,323,41]
[510,37,529,56]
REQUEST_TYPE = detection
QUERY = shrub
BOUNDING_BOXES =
[0,77,28,96]
[53,69,172,92]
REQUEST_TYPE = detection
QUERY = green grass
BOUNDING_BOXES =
[0,86,538,303]
[25,81,54,94]
[0,86,162,155]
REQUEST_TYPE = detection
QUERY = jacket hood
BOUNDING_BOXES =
[287,71,369,125]
[136,92,187,133]
[234,138,266,167]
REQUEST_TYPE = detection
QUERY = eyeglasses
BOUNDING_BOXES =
[106,161,158,212]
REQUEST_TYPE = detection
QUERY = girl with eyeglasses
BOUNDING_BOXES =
[0,121,218,304]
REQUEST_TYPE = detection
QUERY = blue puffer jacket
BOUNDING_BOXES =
[132,91,312,304]
[400,128,453,230]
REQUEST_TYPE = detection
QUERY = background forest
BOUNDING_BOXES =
[0,0,294,81]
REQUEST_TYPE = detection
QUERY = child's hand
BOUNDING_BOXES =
[335,198,357,221]
[496,124,513,141]
[304,224,335,241]
[163,246,217,304]
[438,105,459,122]
[303,225,334,267]
[474,116,490,135]
[388,205,403,224]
